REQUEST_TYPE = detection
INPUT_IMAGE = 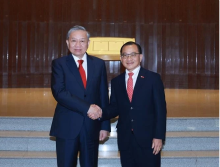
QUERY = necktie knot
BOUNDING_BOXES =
[78,60,84,65]
[128,72,134,77]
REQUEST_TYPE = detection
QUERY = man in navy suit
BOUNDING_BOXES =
[89,41,167,167]
[50,25,110,167]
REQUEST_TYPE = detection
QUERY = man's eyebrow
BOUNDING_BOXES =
[70,38,86,40]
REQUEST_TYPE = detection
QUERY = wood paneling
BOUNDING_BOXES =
[0,0,218,88]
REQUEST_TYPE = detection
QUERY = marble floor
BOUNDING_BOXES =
[0,88,218,117]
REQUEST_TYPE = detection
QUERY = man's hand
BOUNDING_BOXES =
[99,130,109,141]
[152,138,162,155]
[87,104,102,120]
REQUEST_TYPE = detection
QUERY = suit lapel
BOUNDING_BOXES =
[132,67,146,99]
[119,72,131,103]
[86,54,94,90]
[66,54,85,89]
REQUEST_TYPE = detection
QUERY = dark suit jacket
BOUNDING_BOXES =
[102,67,167,150]
[50,53,110,140]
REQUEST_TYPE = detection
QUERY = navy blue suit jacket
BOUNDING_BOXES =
[102,67,167,150]
[50,54,110,140]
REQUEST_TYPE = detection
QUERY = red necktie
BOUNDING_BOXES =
[78,60,86,88]
[127,72,134,102]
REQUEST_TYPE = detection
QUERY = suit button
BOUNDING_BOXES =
[131,119,134,122]
[84,95,86,97]
[131,107,133,110]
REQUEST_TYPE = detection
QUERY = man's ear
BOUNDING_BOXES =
[66,40,69,48]
[120,56,123,63]
[140,54,143,62]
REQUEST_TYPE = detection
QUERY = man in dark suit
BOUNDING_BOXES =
[50,25,110,167]
[89,41,167,167]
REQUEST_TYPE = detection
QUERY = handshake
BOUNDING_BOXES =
[87,104,102,120]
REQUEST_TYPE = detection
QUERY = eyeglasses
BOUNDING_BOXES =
[70,39,88,46]
[121,52,140,59]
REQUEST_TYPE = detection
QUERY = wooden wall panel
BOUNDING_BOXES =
[0,0,218,89]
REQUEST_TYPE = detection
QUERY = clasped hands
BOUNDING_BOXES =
[87,104,102,120]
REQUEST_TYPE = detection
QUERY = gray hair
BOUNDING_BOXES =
[66,25,90,40]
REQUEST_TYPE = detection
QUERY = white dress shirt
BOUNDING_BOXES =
[125,66,141,89]
[72,53,88,79]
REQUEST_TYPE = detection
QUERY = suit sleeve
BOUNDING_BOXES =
[99,61,111,132]
[51,59,90,116]
[101,79,120,120]
[152,74,167,141]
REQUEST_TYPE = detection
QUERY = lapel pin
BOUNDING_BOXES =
[141,76,144,78]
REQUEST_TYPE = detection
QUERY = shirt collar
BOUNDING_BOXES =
[72,53,87,63]
[125,65,141,76]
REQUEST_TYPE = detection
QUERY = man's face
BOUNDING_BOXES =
[120,44,143,72]
[66,30,90,59]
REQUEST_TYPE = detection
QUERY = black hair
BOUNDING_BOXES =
[120,41,142,55]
